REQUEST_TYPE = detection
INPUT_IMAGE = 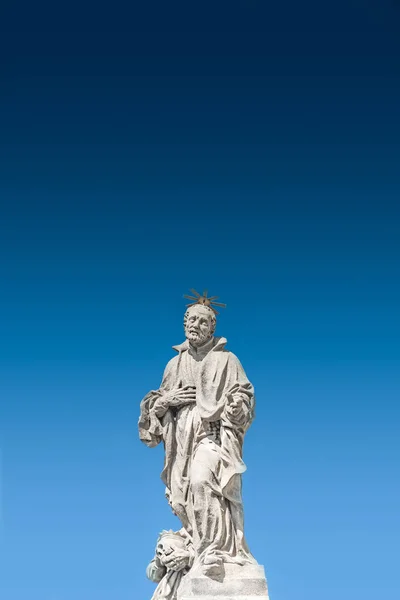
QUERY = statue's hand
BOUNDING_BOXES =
[225,393,246,424]
[166,386,196,407]
[160,547,191,572]
[153,386,196,417]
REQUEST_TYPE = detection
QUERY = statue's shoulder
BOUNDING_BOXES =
[225,350,242,365]
[165,353,180,369]
[215,342,245,370]
[214,337,238,358]
[164,342,187,368]
[160,353,181,383]
[172,340,188,354]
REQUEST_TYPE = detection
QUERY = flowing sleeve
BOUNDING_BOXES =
[138,358,176,448]
[223,353,255,431]
[217,352,255,492]
[146,558,166,583]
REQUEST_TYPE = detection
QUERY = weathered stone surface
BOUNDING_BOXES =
[178,563,269,599]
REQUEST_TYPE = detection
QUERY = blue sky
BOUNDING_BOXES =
[1,3,399,599]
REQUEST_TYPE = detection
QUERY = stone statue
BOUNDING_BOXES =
[139,291,270,599]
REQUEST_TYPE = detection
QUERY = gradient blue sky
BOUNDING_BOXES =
[1,3,399,600]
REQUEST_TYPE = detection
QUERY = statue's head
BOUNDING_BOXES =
[184,304,216,347]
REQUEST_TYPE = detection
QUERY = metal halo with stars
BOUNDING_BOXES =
[183,289,227,315]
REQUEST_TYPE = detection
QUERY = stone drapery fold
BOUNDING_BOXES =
[138,336,256,568]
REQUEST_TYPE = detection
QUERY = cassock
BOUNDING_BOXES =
[139,336,256,568]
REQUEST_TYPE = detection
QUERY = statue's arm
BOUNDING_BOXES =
[146,556,166,583]
[151,358,181,417]
[138,360,175,447]
[151,363,173,417]
[223,353,255,429]
[153,385,196,417]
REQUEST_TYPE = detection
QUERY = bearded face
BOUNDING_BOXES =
[184,305,215,347]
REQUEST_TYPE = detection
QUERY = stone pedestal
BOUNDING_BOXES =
[178,563,270,599]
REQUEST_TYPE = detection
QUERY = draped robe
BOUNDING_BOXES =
[139,336,256,567]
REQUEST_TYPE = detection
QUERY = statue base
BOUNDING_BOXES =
[178,563,270,599]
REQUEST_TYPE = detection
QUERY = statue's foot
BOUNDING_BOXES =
[201,554,224,578]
